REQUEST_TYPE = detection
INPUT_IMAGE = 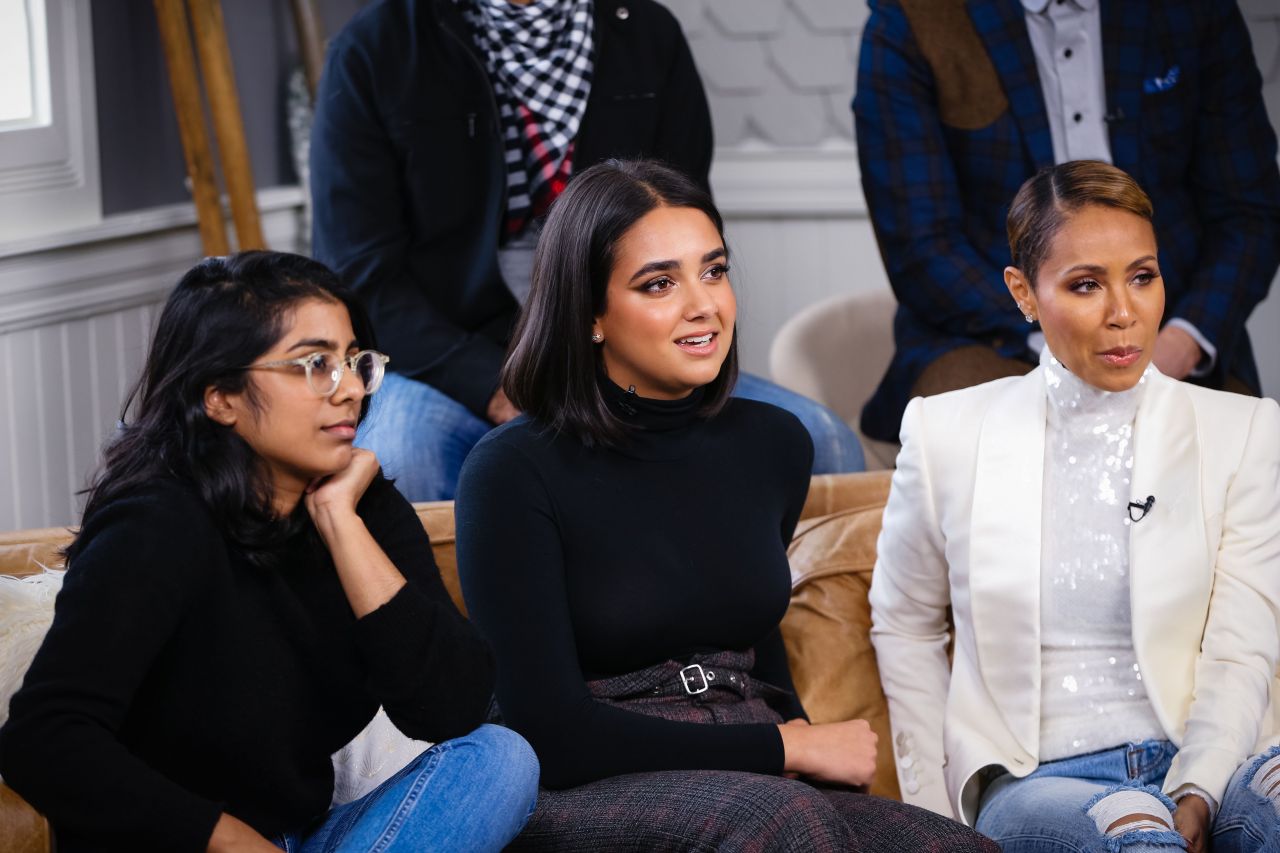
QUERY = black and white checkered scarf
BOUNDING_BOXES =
[459,0,595,235]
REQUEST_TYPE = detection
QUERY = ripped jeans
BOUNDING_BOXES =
[975,739,1280,853]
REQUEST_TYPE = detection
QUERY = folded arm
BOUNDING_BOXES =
[329,470,496,742]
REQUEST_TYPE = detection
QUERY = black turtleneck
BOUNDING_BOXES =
[456,381,813,789]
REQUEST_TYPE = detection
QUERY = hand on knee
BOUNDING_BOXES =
[1171,795,1210,853]
[778,718,877,787]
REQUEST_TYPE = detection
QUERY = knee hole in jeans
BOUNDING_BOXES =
[1084,786,1180,843]
[1245,746,1280,814]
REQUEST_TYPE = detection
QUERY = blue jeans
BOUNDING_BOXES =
[360,372,865,502]
[357,374,493,503]
[275,725,538,853]
[975,740,1280,852]
[1218,749,1280,853]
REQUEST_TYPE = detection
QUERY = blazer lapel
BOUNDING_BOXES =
[1128,372,1208,724]
[968,0,1055,169]
[969,370,1046,758]
[1101,0,1148,177]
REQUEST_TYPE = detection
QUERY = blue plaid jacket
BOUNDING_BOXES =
[854,0,1280,442]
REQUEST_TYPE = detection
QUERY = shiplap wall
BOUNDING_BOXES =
[1,0,1279,531]
[0,306,156,529]
[0,191,304,530]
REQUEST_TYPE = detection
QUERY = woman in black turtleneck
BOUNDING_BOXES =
[455,160,999,852]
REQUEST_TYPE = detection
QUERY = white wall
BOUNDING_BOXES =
[729,216,885,378]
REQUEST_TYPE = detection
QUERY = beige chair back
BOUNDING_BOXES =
[769,291,901,469]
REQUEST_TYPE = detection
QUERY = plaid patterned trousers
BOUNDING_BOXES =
[508,651,999,852]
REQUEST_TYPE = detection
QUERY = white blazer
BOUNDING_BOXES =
[868,367,1280,825]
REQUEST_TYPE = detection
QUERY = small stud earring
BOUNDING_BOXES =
[1024,313,1035,324]
[591,332,604,343]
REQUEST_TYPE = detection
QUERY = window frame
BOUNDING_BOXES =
[0,0,100,245]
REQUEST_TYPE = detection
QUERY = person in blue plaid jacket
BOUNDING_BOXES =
[854,0,1280,443]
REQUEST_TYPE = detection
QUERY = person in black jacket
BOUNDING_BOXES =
[0,252,538,853]
[456,160,997,851]
[311,0,865,502]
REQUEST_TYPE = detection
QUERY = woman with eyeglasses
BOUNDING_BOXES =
[0,252,538,853]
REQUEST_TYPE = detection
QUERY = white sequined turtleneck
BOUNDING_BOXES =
[1038,347,1164,761]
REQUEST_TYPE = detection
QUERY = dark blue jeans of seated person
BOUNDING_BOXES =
[975,739,1280,853]
[359,372,866,503]
[274,724,538,853]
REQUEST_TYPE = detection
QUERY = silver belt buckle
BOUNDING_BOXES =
[679,663,711,695]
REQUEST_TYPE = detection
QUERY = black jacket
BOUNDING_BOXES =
[311,0,713,417]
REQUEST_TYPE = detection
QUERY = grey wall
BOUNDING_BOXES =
[92,0,367,215]
[671,0,1280,153]
[667,0,860,147]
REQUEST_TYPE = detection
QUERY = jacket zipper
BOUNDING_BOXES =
[440,22,508,218]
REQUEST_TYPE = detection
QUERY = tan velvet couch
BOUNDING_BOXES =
[0,470,897,853]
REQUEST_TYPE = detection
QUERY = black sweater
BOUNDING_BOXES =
[0,475,492,852]
[456,383,813,789]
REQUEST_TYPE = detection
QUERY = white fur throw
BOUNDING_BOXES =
[0,568,64,730]
[330,706,433,806]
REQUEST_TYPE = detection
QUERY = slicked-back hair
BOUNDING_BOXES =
[503,159,738,447]
[1007,160,1155,287]
[74,251,377,567]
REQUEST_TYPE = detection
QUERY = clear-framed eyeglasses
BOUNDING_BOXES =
[246,350,390,397]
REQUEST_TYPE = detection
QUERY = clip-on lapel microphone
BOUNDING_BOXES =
[1127,495,1155,523]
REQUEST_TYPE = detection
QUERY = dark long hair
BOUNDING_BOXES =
[503,159,738,447]
[72,251,376,565]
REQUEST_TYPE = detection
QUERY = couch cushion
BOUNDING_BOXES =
[781,491,899,801]
[0,783,48,853]
[799,471,892,522]
[413,501,463,616]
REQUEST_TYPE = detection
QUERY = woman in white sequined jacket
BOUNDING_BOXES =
[869,161,1280,853]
